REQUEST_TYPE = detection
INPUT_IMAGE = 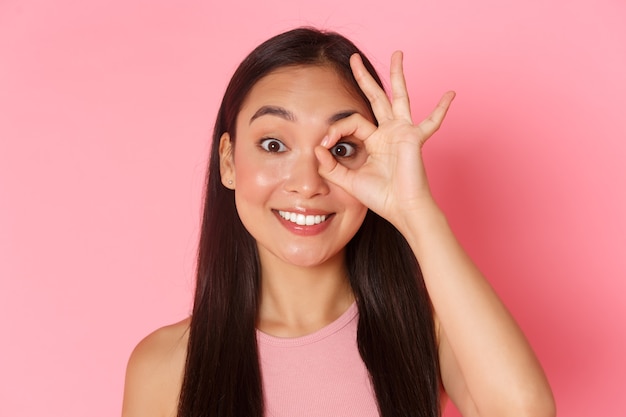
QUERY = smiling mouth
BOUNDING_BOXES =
[277,210,330,226]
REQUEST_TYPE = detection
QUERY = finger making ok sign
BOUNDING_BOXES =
[315,51,455,228]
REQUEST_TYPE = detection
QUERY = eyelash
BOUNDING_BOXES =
[258,138,358,159]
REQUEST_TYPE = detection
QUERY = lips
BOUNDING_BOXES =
[278,210,328,226]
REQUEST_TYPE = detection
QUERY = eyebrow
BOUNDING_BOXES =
[249,105,358,125]
[249,105,295,124]
[327,110,357,124]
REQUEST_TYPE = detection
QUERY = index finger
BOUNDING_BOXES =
[322,113,377,148]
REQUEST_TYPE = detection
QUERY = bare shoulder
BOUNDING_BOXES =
[122,318,190,417]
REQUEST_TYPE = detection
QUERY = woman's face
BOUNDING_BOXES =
[219,65,372,269]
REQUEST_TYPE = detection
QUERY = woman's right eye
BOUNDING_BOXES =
[259,138,287,153]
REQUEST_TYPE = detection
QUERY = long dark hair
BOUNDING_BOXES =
[178,27,440,417]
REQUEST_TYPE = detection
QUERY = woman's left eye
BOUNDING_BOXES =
[330,142,356,158]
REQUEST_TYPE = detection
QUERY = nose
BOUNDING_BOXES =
[284,151,330,198]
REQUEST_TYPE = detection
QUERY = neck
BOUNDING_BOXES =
[256,249,354,337]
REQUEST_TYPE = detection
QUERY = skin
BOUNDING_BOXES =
[122,53,556,417]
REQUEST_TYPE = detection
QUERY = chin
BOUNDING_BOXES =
[281,254,331,268]
[277,246,343,269]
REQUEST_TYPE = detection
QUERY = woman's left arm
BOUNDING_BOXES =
[316,52,555,417]
[400,195,555,417]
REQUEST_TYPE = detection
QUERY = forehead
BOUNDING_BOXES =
[238,65,369,119]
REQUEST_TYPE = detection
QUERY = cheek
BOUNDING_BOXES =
[354,204,368,227]
[233,149,287,196]
[340,153,368,171]
[335,188,368,224]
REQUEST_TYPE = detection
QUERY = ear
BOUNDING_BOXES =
[219,132,236,189]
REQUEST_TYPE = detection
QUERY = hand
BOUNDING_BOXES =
[315,51,455,228]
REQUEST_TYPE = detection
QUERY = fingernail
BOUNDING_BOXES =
[321,135,330,147]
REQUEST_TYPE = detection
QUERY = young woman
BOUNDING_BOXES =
[122,27,555,417]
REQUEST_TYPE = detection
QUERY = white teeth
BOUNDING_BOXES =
[278,210,327,225]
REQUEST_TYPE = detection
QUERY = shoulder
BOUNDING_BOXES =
[122,318,190,417]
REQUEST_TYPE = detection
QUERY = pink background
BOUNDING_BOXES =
[1,1,624,416]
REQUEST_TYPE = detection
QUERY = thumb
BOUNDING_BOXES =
[314,146,353,191]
